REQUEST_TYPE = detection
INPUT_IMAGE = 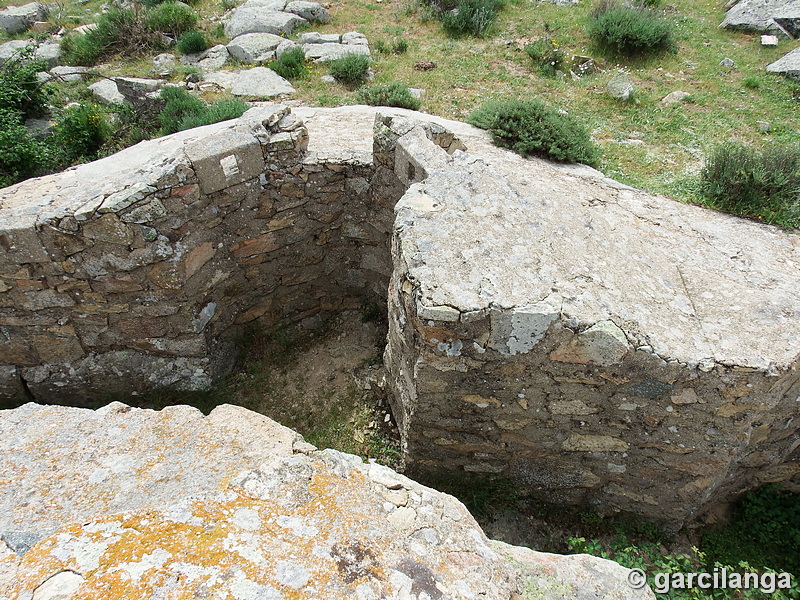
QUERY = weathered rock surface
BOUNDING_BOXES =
[181,44,231,70]
[224,5,307,38]
[299,30,371,61]
[227,32,287,63]
[767,46,800,78]
[0,38,59,67]
[720,0,800,36]
[0,2,45,34]
[204,66,296,96]
[0,402,654,600]
[88,78,125,104]
[606,71,634,100]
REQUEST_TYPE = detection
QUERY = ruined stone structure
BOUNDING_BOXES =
[1,105,798,526]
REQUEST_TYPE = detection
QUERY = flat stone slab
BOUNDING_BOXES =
[0,402,654,600]
[302,41,371,62]
[720,0,800,35]
[224,7,307,38]
[767,46,800,79]
[227,32,287,63]
[204,67,296,96]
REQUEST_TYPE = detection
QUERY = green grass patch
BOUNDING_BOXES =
[267,47,312,80]
[586,2,677,58]
[328,54,371,85]
[158,86,248,134]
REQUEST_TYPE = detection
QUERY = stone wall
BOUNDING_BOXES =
[2,104,799,525]
[0,105,394,403]
[381,115,800,526]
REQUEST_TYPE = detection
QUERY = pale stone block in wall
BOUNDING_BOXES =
[184,129,264,194]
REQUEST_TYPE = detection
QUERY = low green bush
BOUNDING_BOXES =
[586,2,676,57]
[392,37,409,54]
[158,86,248,134]
[469,99,599,166]
[328,54,371,85]
[700,142,800,228]
[0,44,50,118]
[54,103,112,161]
[440,0,503,37]
[176,30,208,54]
[356,82,420,110]
[146,2,198,37]
[525,37,563,77]
[268,47,310,79]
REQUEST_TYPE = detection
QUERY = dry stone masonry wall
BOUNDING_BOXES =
[1,104,799,525]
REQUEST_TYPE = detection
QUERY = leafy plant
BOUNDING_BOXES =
[0,109,53,187]
[525,37,563,77]
[328,54,371,85]
[699,143,800,228]
[146,1,199,37]
[440,0,504,37]
[356,81,420,110]
[268,47,311,80]
[469,99,599,166]
[54,103,112,161]
[0,43,50,118]
[176,30,208,54]
[158,86,247,134]
[586,2,676,57]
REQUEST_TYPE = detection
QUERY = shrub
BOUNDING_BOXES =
[356,82,420,110]
[0,109,53,187]
[176,30,208,54]
[158,86,247,134]
[0,43,50,118]
[586,3,676,57]
[469,99,599,166]
[146,2,198,37]
[54,103,112,161]
[525,37,563,77]
[742,75,761,90]
[328,54,371,85]
[700,142,800,228]
[268,47,310,80]
[440,0,503,37]
[61,8,158,66]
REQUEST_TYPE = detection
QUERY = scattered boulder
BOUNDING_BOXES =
[203,66,295,97]
[276,38,300,58]
[761,34,780,44]
[24,117,53,140]
[285,0,331,22]
[0,2,46,35]
[227,32,286,63]
[0,402,656,600]
[181,44,231,71]
[606,71,634,100]
[720,57,735,68]
[661,90,691,104]
[0,38,59,67]
[224,7,307,38]
[766,46,800,79]
[756,120,771,131]
[300,31,371,62]
[88,78,125,105]
[720,0,800,37]
[298,31,341,44]
[152,53,177,76]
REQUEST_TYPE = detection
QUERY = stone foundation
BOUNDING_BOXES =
[1,105,798,525]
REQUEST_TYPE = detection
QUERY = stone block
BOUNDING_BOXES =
[185,129,264,195]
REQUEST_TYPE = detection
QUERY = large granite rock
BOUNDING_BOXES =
[720,0,800,36]
[767,46,800,79]
[224,6,307,38]
[0,2,45,34]
[204,66,296,96]
[227,32,287,63]
[0,402,654,599]
[0,38,59,67]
